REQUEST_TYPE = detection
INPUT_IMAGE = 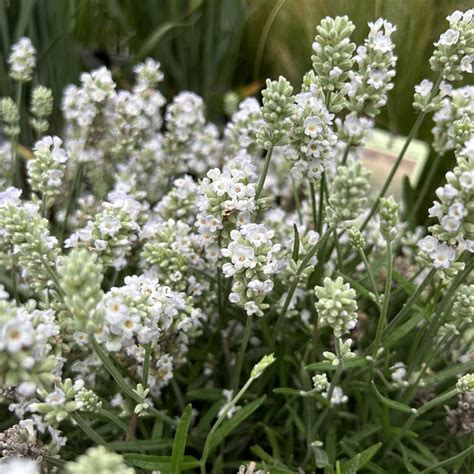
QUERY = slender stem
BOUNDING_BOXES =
[269,228,332,350]
[360,74,443,232]
[142,342,152,387]
[12,83,22,188]
[255,145,274,200]
[292,178,303,225]
[341,144,351,166]
[325,338,343,403]
[317,173,326,234]
[200,377,255,473]
[407,153,441,227]
[372,241,393,358]
[59,162,83,244]
[11,269,20,304]
[232,315,253,392]
[309,180,317,230]
[359,248,380,308]
[333,228,343,271]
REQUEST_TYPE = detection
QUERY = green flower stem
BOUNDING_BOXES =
[372,241,393,358]
[292,178,303,225]
[59,162,84,244]
[325,338,343,404]
[359,248,381,309]
[360,74,443,232]
[341,144,351,166]
[98,407,132,436]
[232,314,253,393]
[200,376,255,473]
[334,228,344,271]
[269,228,332,351]
[407,153,441,227]
[255,145,274,200]
[309,180,318,230]
[12,82,22,188]
[142,342,152,387]
[317,173,326,234]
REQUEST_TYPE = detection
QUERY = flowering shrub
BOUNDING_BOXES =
[0,9,473,474]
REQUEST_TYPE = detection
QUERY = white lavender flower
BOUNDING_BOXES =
[0,97,20,138]
[29,86,53,135]
[0,300,58,392]
[430,9,474,82]
[65,446,135,474]
[221,224,280,317]
[133,57,164,89]
[345,19,397,118]
[432,86,474,153]
[8,37,36,82]
[224,97,263,155]
[327,159,372,226]
[314,277,358,337]
[283,90,337,180]
[257,76,294,148]
[27,136,68,211]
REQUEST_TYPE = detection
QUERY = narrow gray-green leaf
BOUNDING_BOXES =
[172,404,193,474]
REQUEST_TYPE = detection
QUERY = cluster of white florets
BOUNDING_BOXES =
[8,37,36,82]
[222,224,280,316]
[65,191,143,270]
[345,19,397,118]
[418,139,473,271]
[0,300,59,395]
[196,156,258,249]
[94,275,202,393]
[283,90,337,180]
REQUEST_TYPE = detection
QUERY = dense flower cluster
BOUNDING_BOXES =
[345,19,397,117]
[8,37,36,83]
[283,90,338,179]
[222,224,280,316]
[430,9,474,81]
[314,277,358,337]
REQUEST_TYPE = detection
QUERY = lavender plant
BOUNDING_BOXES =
[0,10,473,474]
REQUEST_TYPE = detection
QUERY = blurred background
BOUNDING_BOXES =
[0,0,471,224]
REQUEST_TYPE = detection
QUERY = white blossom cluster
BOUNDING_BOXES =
[65,191,143,270]
[418,138,473,271]
[27,136,68,211]
[430,9,474,81]
[196,154,258,250]
[432,86,474,154]
[345,19,397,118]
[283,90,337,180]
[222,224,280,316]
[224,98,263,155]
[94,275,203,393]
[8,37,36,82]
[0,300,59,397]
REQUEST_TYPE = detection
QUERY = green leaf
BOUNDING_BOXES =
[123,454,200,472]
[108,440,173,451]
[171,404,193,474]
[341,454,360,474]
[341,443,382,473]
[292,223,300,262]
[306,358,367,371]
[371,381,414,414]
[208,395,266,454]
[314,447,329,468]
